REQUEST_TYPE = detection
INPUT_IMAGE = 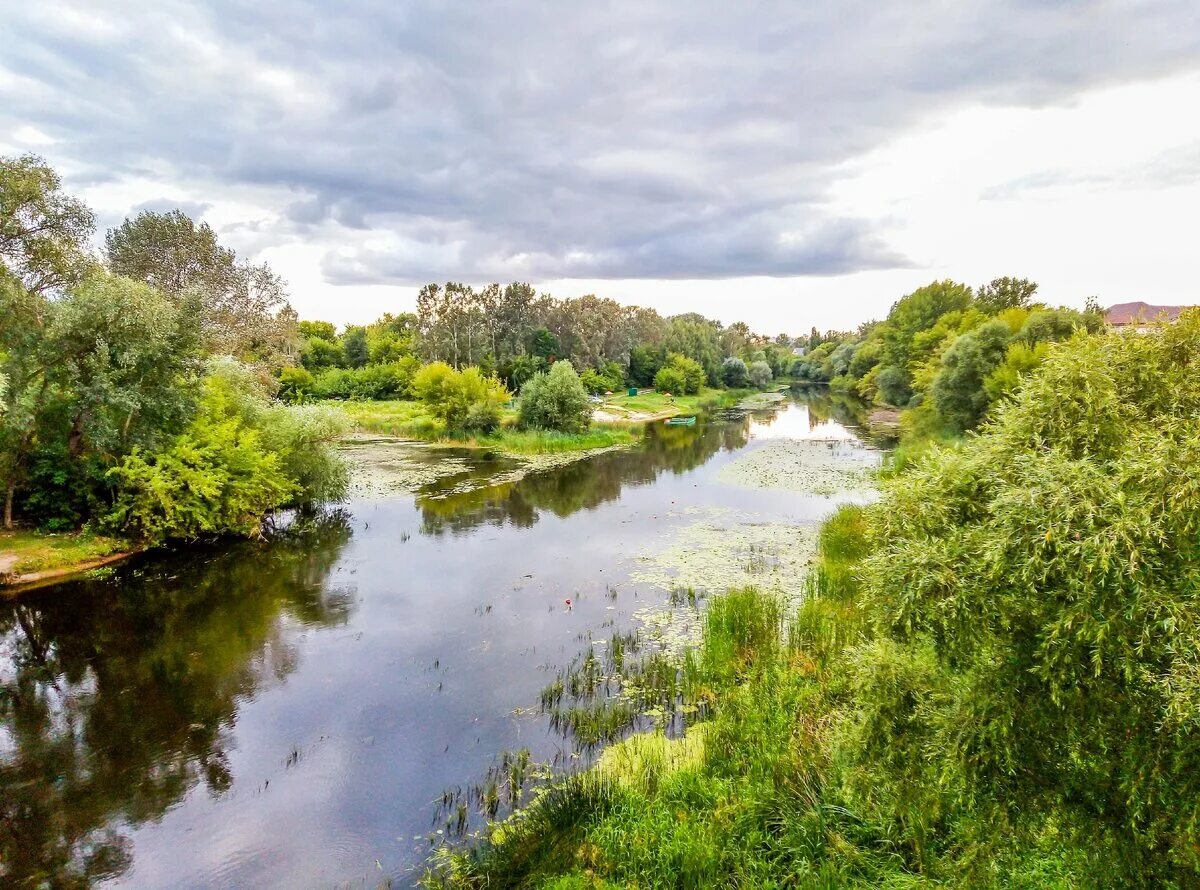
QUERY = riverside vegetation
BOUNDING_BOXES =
[428,315,1200,888]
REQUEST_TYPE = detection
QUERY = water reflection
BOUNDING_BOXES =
[0,389,881,888]
[416,414,753,536]
[0,511,353,888]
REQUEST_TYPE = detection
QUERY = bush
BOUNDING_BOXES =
[415,364,509,433]
[260,404,349,504]
[278,366,315,403]
[105,360,349,543]
[665,353,705,394]
[652,366,686,396]
[852,314,1200,881]
[411,361,457,404]
[312,357,419,401]
[579,366,623,395]
[519,360,591,433]
[105,367,296,544]
[748,360,772,388]
[721,356,749,388]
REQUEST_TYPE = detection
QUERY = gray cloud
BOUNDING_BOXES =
[3,1,1199,283]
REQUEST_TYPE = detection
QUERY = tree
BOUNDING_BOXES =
[413,363,508,432]
[518,360,591,433]
[874,364,911,406]
[722,356,749,388]
[341,326,369,368]
[975,276,1038,315]
[748,360,773,389]
[105,209,297,369]
[0,271,198,528]
[929,320,1013,431]
[653,366,686,395]
[0,154,96,296]
[854,314,1200,879]
[628,345,663,387]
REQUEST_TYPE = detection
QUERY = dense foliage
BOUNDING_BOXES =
[434,318,1200,888]
[413,362,510,433]
[792,278,1105,435]
[518,360,591,434]
[0,154,343,542]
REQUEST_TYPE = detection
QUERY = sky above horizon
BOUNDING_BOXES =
[3,1,1199,334]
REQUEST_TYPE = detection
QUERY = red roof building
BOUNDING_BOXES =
[1105,301,1193,330]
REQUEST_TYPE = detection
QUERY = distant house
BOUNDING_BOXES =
[791,346,806,357]
[1105,301,1194,333]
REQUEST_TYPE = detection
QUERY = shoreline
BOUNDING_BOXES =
[1,547,142,594]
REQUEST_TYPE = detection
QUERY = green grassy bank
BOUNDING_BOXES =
[0,528,131,586]
[329,399,639,455]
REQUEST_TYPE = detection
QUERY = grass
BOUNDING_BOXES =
[600,386,751,419]
[324,399,638,455]
[0,527,129,578]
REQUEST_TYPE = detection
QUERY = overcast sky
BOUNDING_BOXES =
[3,1,1199,333]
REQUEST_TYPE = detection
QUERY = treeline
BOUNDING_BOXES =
[792,277,1105,435]
[283,289,802,403]
[0,154,343,539]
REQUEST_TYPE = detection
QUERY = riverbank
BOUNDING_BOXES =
[592,386,752,422]
[328,399,640,455]
[0,529,137,591]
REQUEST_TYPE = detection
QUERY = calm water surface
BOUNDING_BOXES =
[0,390,885,888]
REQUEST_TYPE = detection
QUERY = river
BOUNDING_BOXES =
[0,388,886,888]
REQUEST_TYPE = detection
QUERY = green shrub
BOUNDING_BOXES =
[721,356,749,387]
[105,369,297,544]
[278,366,315,403]
[519,360,591,433]
[652,366,686,395]
[414,362,509,432]
[260,404,349,504]
[105,360,349,543]
[747,359,772,389]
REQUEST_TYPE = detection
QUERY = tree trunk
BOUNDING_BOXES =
[4,480,14,530]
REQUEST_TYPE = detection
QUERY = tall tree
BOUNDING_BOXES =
[105,210,297,369]
[0,154,96,296]
[0,271,197,527]
[975,276,1038,315]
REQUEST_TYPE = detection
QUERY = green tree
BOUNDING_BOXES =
[519,360,591,433]
[105,209,297,369]
[653,365,686,395]
[975,276,1038,315]
[413,363,508,432]
[0,272,198,528]
[722,356,749,388]
[341,326,369,368]
[0,153,96,296]
[929,319,1012,431]
[748,360,773,389]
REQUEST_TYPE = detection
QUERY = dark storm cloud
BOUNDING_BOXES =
[4,1,1199,283]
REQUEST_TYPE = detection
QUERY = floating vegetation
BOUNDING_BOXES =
[630,512,818,602]
[340,434,632,501]
[717,437,880,496]
[736,390,786,409]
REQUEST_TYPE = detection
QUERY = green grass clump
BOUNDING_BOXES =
[0,528,128,577]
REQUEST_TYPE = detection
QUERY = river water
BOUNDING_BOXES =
[0,389,885,888]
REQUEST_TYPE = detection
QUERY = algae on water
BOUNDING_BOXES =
[717,437,880,496]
